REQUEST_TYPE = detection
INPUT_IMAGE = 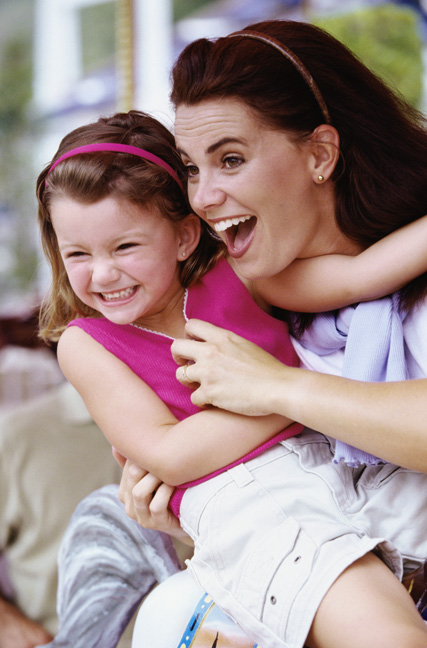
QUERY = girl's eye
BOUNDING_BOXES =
[66,251,87,259]
[117,242,137,251]
[223,155,243,169]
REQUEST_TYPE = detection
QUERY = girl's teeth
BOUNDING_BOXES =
[214,215,251,232]
[102,287,135,301]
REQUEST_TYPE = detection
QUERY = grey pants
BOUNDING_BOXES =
[36,485,181,648]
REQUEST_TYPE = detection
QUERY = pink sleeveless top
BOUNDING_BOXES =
[69,258,303,515]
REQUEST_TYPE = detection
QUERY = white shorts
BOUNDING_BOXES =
[179,430,427,648]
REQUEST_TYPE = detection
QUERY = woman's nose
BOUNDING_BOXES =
[189,175,226,214]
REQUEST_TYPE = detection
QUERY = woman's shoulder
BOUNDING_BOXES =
[403,298,427,378]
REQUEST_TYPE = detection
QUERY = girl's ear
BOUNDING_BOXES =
[308,124,340,182]
[177,213,201,260]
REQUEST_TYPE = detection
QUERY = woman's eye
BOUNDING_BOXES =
[186,164,199,178]
[223,155,243,169]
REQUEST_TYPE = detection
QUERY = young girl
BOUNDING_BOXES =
[38,110,427,648]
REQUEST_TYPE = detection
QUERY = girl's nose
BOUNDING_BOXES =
[91,258,120,285]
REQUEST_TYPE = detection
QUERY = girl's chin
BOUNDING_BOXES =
[96,304,140,326]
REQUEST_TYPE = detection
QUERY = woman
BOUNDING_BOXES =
[125,18,427,648]
[167,19,427,465]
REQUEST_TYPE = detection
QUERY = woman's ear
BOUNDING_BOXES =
[177,213,201,260]
[308,124,340,182]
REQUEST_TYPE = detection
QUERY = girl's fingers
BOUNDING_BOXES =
[118,460,147,511]
[112,446,127,467]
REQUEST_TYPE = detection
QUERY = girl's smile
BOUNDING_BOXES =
[51,195,193,333]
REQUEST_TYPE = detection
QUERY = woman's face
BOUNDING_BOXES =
[175,98,337,280]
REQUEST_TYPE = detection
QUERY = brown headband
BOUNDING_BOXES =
[227,30,332,125]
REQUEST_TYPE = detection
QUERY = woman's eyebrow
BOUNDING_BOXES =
[206,137,245,154]
[177,137,246,159]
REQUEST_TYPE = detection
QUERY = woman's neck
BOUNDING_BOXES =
[310,189,365,257]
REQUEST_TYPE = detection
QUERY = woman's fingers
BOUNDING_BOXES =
[172,318,287,414]
[172,320,236,389]
[171,320,229,363]
[177,362,198,385]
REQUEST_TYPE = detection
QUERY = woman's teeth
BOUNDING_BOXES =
[214,215,252,232]
[102,287,135,301]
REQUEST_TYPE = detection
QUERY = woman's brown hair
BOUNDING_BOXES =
[37,110,224,342]
[171,19,427,323]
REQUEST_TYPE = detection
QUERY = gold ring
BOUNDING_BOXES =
[182,364,189,381]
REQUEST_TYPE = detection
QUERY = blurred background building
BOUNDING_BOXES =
[0,0,426,321]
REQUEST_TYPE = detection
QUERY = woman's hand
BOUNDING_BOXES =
[171,319,289,415]
[118,460,193,545]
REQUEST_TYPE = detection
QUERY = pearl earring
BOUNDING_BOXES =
[317,175,324,182]
[181,251,186,258]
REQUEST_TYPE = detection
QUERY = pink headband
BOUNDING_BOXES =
[227,30,331,125]
[47,142,184,191]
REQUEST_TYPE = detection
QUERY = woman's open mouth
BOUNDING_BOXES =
[213,215,256,258]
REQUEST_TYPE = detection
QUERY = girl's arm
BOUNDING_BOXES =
[254,215,427,312]
[57,326,292,486]
[172,319,427,472]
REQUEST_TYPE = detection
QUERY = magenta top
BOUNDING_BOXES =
[68,258,303,515]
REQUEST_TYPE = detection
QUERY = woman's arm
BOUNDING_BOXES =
[57,326,292,486]
[172,319,427,472]
[254,215,427,312]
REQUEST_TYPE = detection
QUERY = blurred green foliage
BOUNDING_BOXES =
[0,0,37,301]
[173,0,213,21]
[313,3,424,109]
[0,36,33,131]
[81,1,116,73]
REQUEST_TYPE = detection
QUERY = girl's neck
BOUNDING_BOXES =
[132,287,187,339]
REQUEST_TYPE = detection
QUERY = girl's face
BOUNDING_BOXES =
[175,98,341,280]
[51,195,194,328]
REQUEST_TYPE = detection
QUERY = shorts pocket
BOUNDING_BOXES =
[236,518,302,629]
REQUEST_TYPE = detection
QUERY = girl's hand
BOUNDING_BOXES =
[112,446,126,467]
[118,460,192,544]
[171,319,288,415]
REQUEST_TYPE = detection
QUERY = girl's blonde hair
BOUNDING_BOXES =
[37,110,224,342]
